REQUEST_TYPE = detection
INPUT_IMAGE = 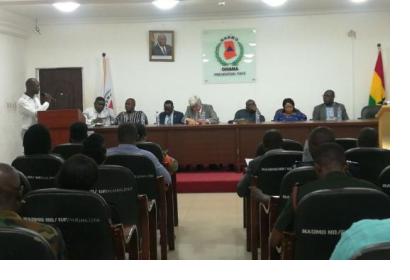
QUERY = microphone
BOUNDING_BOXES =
[40,92,56,102]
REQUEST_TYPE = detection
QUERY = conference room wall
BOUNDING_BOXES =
[25,12,389,124]
[0,32,26,163]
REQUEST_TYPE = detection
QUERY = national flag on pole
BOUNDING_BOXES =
[369,45,385,106]
[102,53,114,109]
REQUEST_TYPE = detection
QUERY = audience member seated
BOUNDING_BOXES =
[159,100,184,125]
[184,95,219,125]
[56,154,99,191]
[23,124,52,155]
[69,122,88,144]
[107,124,171,185]
[114,98,148,125]
[81,133,107,165]
[330,218,390,260]
[136,124,178,174]
[234,99,265,123]
[302,126,335,162]
[312,90,349,121]
[83,97,115,126]
[273,98,307,122]
[0,163,64,259]
[237,129,284,197]
[270,143,379,249]
[357,127,379,148]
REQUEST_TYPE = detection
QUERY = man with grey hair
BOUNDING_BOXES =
[184,95,219,125]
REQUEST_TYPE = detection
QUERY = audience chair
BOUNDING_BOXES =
[137,142,179,227]
[283,188,389,260]
[16,170,32,196]
[360,105,381,119]
[351,242,390,260]
[52,143,83,160]
[249,151,303,259]
[20,188,131,260]
[105,154,171,259]
[256,166,318,259]
[92,165,154,259]
[12,154,64,190]
[282,139,303,151]
[0,226,56,260]
[335,138,358,151]
[378,166,390,196]
[345,147,390,185]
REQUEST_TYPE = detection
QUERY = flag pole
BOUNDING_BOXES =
[102,53,106,101]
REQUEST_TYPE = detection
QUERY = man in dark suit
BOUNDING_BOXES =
[151,34,172,56]
[312,90,349,121]
[159,100,184,125]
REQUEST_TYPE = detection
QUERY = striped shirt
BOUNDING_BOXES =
[114,111,148,125]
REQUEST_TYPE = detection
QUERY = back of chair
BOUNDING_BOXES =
[378,166,390,196]
[279,166,317,211]
[20,188,115,260]
[105,154,157,199]
[257,151,303,195]
[335,138,358,151]
[136,142,164,162]
[0,226,56,260]
[52,143,83,160]
[345,148,390,184]
[361,105,381,119]
[294,188,390,260]
[351,242,390,260]
[12,154,64,190]
[16,170,32,196]
[92,165,139,225]
[282,139,303,151]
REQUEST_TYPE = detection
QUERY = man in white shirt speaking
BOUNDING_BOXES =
[17,78,52,139]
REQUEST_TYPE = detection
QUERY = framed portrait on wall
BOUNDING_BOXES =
[149,30,175,62]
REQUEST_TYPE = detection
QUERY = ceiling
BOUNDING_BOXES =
[0,0,390,24]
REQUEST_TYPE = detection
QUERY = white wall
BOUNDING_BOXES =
[25,12,389,123]
[0,9,30,163]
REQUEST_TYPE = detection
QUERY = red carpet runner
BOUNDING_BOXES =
[176,172,242,193]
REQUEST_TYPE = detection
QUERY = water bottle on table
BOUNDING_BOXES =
[155,111,160,126]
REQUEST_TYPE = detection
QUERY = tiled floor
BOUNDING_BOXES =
[167,193,251,260]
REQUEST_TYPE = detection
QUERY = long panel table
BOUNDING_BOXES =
[91,120,378,169]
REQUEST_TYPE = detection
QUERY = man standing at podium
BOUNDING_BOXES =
[17,78,52,139]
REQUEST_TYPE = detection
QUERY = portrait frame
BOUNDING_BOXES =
[149,30,175,62]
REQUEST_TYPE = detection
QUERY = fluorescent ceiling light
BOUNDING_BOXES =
[262,0,287,7]
[351,0,368,3]
[53,2,80,13]
[152,0,180,10]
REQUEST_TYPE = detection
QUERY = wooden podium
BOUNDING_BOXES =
[38,109,84,146]
[375,105,390,149]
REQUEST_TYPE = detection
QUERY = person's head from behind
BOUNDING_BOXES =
[23,124,51,155]
[82,133,106,165]
[25,78,40,97]
[322,90,335,106]
[164,100,174,115]
[358,127,378,148]
[94,97,106,113]
[308,126,335,161]
[136,123,147,142]
[56,154,98,191]
[118,123,137,144]
[125,98,136,113]
[0,163,21,211]
[263,129,283,151]
[157,34,167,46]
[245,99,257,113]
[314,143,347,178]
[188,95,202,112]
[282,98,295,114]
[69,122,88,143]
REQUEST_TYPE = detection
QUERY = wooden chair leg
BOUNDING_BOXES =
[137,195,151,260]
[148,201,158,260]
[245,197,251,252]
[259,206,269,260]
[243,197,247,228]
[157,176,168,260]
[250,195,259,260]
[166,186,175,250]
[172,173,179,226]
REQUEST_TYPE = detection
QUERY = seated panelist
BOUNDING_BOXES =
[184,95,219,125]
[273,98,307,122]
[159,100,184,125]
[312,90,349,121]
[233,99,265,123]
[83,97,115,126]
[114,98,148,125]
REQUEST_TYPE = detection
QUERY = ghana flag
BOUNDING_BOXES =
[369,46,385,106]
